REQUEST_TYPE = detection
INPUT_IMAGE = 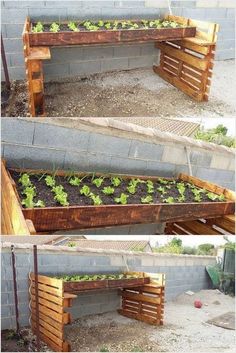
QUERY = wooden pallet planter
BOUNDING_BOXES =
[22,16,196,117]
[153,15,219,101]
[29,272,164,352]
[165,214,235,235]
[2,161,235,234]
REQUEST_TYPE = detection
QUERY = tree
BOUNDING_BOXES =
[194,124,235,148]
[197,243,215,255]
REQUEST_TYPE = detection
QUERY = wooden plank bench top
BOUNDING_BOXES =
[28,46,51,61]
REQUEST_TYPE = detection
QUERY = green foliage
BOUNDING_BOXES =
[114,193,129,205]
[197,243,215,256]
[177,182,185,196]
[157,186,166,194]
[222,236,235,251]
[182,246,197,255]
[146,180,154,194]
[127,184,136,194]
[45,175,56,187]
[158,178,169,185]
[141,195,153,204]
[111,176,122,187]
[50,22,60,33]
[55,273,139,282]
[92,177,104,188]
[105,22,112,29]
[90,193,103,205]
[68,242,76,247]
[68,21,79,31]
[163,196,175,204]
[52,185,69,206]
[207,192,225,201]
[102,186,115,195]
[19,173,32,187]
[69,176,82,186]
[97,20,104,27]
[195,124,236,148]
[80,185,91,196]
[100,347,109,352]
[32,22,44,33]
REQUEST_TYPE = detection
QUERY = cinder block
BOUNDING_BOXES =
[1,317,14,330]
[114,44,141,57]
[43,62,70,77]
[181,8,205,19]
[210,153,231,170]
[128,55,156,69]
[4,143,66,170]
[162,145,187,165]
[34,122,89,151]
[140,43,157,56]
[190,150,212,167]
[115,1,145,7]
[83,46,114,60]
[217,39,235,50]
[196,0,218,7]
[83,1,115,8]
[3,1,45,8]
[101,57,129,72]
[226,8,236,18]
[110,156,147,174]
[5,23,24,39]
[195,167,234,183]
[218,0,236,8]
[129,140,164,161]
[44,1,83,8]
[146,160,176,177]
[127,257,142,266]
[92,256,111,266]
[9,53,25,67]
[88,133,131,157]
[171,1,196,8]
[1,305,13,317]
[64,150,90,171]
[145,0,168,8]
[50,47,84,63]
[2,118,35,145]
[68,7,102,20]
[175,164,193,175]
[1,8,28,23]
[215,48,235,60]
[2,38,23,53]
[128,223,163,235]
[110,256,126,267]
[1,253,12,267]
[29,8,68,21]
[69,60,101,76]
[8,66,25,80]
[88,153,111,172]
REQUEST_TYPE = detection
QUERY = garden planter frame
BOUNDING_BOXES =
[29,271,165,352]
[22,15,209,117]
[2,160,235,234]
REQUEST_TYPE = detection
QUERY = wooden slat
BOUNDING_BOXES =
[118,309,161,325]
[30,301,70,324]
[31,309,64,331]
[28,46,51,60]
[121,291,161,305]
[30,273,63,289]
[31,321,64,348]
[31,282,63,297]
[31,296,64,313]
[31,287,64,306]
[213,215,235,234]
[31,317,63,340]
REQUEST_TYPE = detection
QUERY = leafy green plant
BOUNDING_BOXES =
[141,195,153,204]
[102,186,115,195]
[69,176,82,186]
[105,22,112,29]
[177,182,185,196]
[163,197,175,204]
[146,180,154,194]
[111,176,122,187]
[50,22,60,33]
[19,173,32,187]
[34,200,45,207]
[158,178,169,185]
[177,195,185,203]
[53,185,69,206]
[32,22,44,33]
[157,186,166,194]
[114,193,129,205]
[127,184,136,194]
[97,20,104,27]
[80,185,91,196]
[207,192,221,201]
[92,177,104,188]
[100,347,109,352]
[68,21,79,32]
[90,193,103,205]
[45,175,56,187]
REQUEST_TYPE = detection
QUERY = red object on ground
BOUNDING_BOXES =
[194,300,203,308]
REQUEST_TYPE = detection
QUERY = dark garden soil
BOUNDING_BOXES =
[1,329,50,352]
[11,171,223,208]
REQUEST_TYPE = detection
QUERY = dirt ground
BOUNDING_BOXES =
[1,290,234,352]
[2,60,235,118]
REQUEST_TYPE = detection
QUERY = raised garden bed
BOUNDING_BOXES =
[2,161,235,233]
[27,18,196,46]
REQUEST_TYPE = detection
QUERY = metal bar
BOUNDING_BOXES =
[1,34,10,89]
[33,245,40,352]
[11,245,20,334]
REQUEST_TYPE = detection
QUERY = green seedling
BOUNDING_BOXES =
[163,197,175,204]
[218,194,225,201]
[114,193,129,205]
[68,21,79,32]
[111,176,122,187]
[19,173,32,187]
[32,22,44,33]
[157,186,166,194]
[177,182,186,196]
[22,195,35,208]
[177,195,185,203]
[22,186,36,197]
[127,184,136,195]
[45,175,56,187]
[53,190,69,206]
[92,177,104,188]
[97,20,104,27]
[158,178,169,185]
[141,195,153,204]
[34,200,45,208]
[102,186,115,195]
[207,192,220,201]
[90,193,103,205]
[69,176,82,186]
[146,180,154,194]
[80,185,91,196]
[50,22,60,33]
[105,22,112,29]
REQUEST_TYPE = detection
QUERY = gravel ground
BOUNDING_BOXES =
[64,289,235,353]
[2,60,235,118]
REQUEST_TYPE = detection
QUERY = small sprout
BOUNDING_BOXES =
[105,22,112,29]
[114,193,129,205]
[102,186,115,195]
[90,193,103,205]
[163,197,175,204]
[19,173,32,187]
[45,175,56,187]
[177,195,185,203]
[127,184,136,194]
[53,186,69,206]
[80,185,91,196]
[68,21,79,32]
[97,20,104,27]
[218,194,225,201]
[32,22,44,33]
[92,177,104,188]
[207,192,220,201]
[111,177,122,187]
[177,182,186,196]
[50,22,60,33]
[146,180,154,194]
[22,186,36,197]
[22,195,34,208]
[69,176,82,186]
[141,195,153,204]
[34,200,45,208]
[157,186,166,194]
[158,178,169,185]
[194,194,202,202]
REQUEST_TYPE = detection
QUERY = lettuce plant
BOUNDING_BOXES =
[111,177,122,187]
[50,22,60,33]
[163,197,175,204]
[92,177,104,188]
[146,180,154,194]
[45,175,56,187]
[32,22,44,33]
[80,185,91,196]
[19,173,32,188]
[90,193,103,205]
[68,21,79,32]
[114,193,129,205]
[141,195,153,204]
[69,176,81,186]
[102,186,115,195]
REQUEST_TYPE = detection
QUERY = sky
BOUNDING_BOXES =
[86,235,235,247]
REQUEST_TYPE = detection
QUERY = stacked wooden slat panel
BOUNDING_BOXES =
[118,274,165,325]
[29,273,76,352]
[153,15,219,102]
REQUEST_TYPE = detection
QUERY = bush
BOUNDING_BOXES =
[197,243,215,255]
[182,246,197,255]
[194,124,236,148]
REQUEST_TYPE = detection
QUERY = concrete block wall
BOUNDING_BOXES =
[1,0,235,81]
[1,244,215,329]
[1,117,235,191]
